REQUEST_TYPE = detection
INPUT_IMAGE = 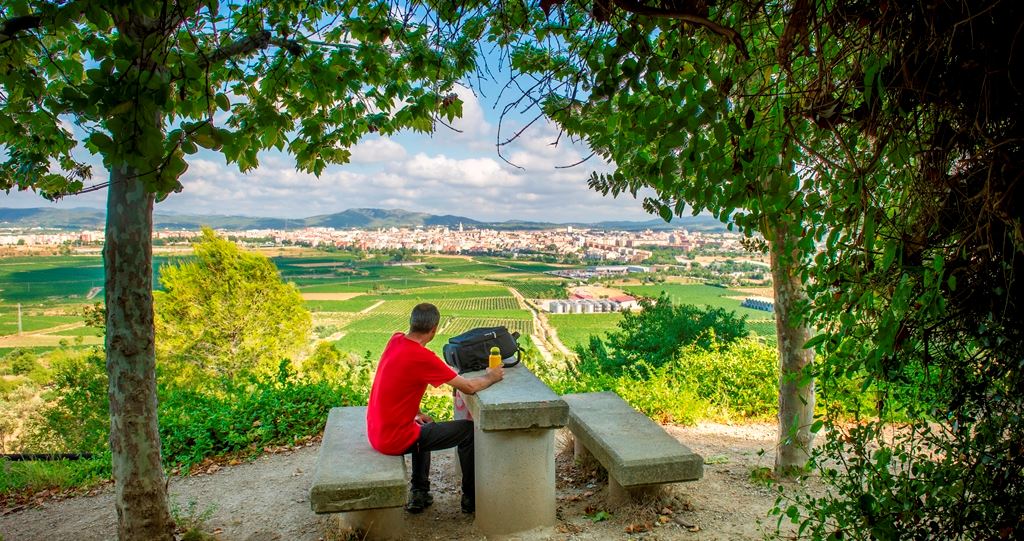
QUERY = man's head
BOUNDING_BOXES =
[409,303,440,337]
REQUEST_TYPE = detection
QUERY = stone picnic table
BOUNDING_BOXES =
[458,363,569,538]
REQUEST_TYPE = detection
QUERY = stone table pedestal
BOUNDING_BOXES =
[461,364,568,539]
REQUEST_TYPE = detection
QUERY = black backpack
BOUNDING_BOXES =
[442,326,523,374]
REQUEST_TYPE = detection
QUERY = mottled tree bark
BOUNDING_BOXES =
[105,166,174,540]
[768,223,816,475]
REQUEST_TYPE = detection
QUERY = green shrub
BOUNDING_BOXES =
[25,348,109,454]
[0,377,25,396]
[8,350,39,376]
[547,338,779,424]
[420,393,455,422]
[159,359,372,470]
[576,295,748,376]
[673,340,779,419]
[614,361,708,424]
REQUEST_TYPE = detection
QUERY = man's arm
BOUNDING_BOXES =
[449,366,504,395]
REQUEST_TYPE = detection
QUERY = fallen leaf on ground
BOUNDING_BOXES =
[673,516,697,529]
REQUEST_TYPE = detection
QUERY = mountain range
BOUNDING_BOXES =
[0,207,728,232]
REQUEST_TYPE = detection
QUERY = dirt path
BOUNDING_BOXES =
[300,292,364,301]
[0,423,815,541]
[505,286,568,362]
[359,300,385,314]
[35,322,86,335]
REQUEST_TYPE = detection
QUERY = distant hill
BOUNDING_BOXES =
[0,208,108,229]
[0,207,728,232]
[304,208,483,229]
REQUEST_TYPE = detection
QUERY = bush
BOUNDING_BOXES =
[156,228,311,386]
[159,359,373,470]
[25,348,109,454]
[8,349,39,376]
[576,295,749,376]
[548,338,779,424]
[0,377,26,396]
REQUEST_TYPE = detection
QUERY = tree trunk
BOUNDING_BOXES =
[768,223,816,476]
[105,166,175,540]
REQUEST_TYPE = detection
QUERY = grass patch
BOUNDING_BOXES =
[304,297,381,312]
[548,313,624,349]
[0,315,82,335]
[0,454,112,496]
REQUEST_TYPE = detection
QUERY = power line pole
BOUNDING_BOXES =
[17,303,23,335]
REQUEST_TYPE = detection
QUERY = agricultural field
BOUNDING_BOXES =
[499,279,568,299]
[548,313,624,350]
[0,249,779,360]
[624,283,775,322]
[320,283,533,359]
[0,256,111,349]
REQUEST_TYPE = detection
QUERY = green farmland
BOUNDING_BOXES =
[623,283,772,320]
[548,313,624,349]
[1,249,777,357]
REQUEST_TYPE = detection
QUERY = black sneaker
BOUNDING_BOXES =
[405,491,433,514]
[461,494,475,514]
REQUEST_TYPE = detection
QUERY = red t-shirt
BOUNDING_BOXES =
[366,332,457,455]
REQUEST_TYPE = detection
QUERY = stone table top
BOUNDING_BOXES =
[461,364,568,431]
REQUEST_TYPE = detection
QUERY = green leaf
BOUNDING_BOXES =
[658,204,672,222]
[215,93,230,111]
[108,101,133,116]
[88,132,113,151]
[193,133,217,149]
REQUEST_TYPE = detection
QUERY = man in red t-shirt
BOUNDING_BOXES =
[367,303,504,514]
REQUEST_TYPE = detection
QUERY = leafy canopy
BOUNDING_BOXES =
[0,0,483,197]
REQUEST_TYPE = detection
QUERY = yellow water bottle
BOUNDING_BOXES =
[488,346,502,369]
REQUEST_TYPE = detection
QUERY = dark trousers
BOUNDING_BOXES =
[402,420,474,500]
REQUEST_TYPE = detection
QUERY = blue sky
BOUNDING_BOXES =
[2,42,661,224]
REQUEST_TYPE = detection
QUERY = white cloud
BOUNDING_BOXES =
[2,88,660,223]
[350,138,408,164]
[401,153,523,188]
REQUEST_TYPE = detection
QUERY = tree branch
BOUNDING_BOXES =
[0,15,42,42]
[611,0,750,59]
[204,30,304,65]
[207,30,272,64]
[0,1,87,45]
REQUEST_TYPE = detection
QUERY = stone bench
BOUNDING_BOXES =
[309,406,406,540]
[562,392,704,507]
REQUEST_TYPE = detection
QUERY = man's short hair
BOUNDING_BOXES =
[409,303,440,333]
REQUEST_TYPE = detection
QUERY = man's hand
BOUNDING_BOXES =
[486,366,505,383]
[414,412,433,425]
[449,365,506,395]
